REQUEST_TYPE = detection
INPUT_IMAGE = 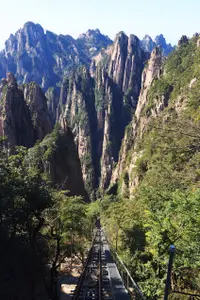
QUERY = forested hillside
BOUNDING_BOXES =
[0,131,94,299]
[100,35,200,299]
[0,20,199,299]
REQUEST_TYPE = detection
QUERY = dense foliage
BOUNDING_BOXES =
[0,137,93,300]
[2,31,200,300]
[100,119,200,299]
[100,36,200,299]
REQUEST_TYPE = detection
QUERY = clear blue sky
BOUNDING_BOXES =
[0,0,200,49]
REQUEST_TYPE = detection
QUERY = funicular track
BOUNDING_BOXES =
[72,226,114,300]
[71,222,197,300]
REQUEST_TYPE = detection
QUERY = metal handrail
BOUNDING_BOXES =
[99,231,102,300]
[72,230,97,300]
[115,252,145,300]
[103,229,145,300]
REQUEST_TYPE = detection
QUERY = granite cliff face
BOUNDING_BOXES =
[0,73,52,147]
[27,126,88,199]
[96,32,148,190]
[140,35,155,53]
[0,21,172,95]
[110,35,200,197]
[100,36,200,299]
[111,47,164,193]
[0,23,176,196]
[141,34,174,56]
[59,32,148,194]
[154,34,174,55]
[0,22,112,91]
[77,29,112,57]
[59,67,97,194]
[22,82,52,140]
[0,72,87,199]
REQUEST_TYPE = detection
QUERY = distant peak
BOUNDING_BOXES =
[115,31,127,40]
[113,32,128,47]
[143,35,153,41]
[116,31,126,36]
[95,28,101,34]
[141,34,174,56]
[86,29,101,36]
[24,21,37,27]
[155,34,166,42]
[156,33,164,38]
[23,21,43,29]
[78,29,102,39]
[23,22,44,34]
[129,34,140,46]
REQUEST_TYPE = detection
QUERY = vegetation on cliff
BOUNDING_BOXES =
[100,36,200,299]
[1,21,200,300]
[0,129,93,299]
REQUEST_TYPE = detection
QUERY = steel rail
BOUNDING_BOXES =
[72,230,98,300]
[72,227,117,300]
[99,230,102,300]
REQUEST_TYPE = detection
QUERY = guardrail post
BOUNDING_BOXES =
[99,229,102,300]
[164,245,175,300]
[115,225,118,253]
[70,227,73,272]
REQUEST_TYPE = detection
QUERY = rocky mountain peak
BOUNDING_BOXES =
[94,29,101,35]
[143,34,153,41]
[7,72,17,87]
[108,32,128,87]
[141,34,174,56]
[79,29,101,39]
[77,29,112,57]
[23,21,44,35]
[5,22,45,55]
[135,46,163,120]
[108,32,147,92]
[114,31,128,44]
[141,35,155,53]
[155,34,165,44]
[144,46,163,83]
[128,34,142,57]
[155,34,173,55]
[0,22,113,92]
[129,34,140,45]
[23,22,45,47]
[0,73,52,147]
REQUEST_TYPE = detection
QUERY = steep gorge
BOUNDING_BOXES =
[58,32,148,195]
[0,22,175,198]
[1,21,193,300]
[100,35,200,298]
[110,35,200,198]
[0,72,87,199]
[110,46,164,194]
